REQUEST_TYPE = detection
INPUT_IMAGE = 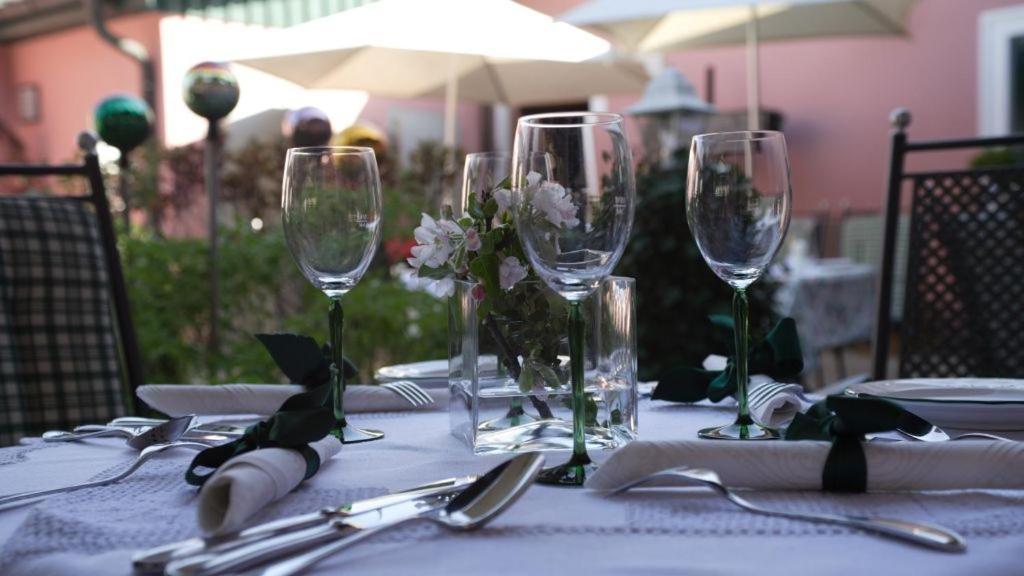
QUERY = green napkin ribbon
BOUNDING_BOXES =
[784,394,932,493]
[256,333,357,388]
[185,383,337,487]
[652,317,804,403]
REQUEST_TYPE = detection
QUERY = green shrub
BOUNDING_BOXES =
[122,226,447,385]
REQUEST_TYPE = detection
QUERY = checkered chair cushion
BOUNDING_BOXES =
[0,197,128,445]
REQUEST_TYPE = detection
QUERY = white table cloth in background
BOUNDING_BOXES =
[1,399,1022,576]
[773,258,877,372]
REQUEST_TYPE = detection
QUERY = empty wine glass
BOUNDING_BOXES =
[282,146,384,443]
[460,151,510,217]
[686,131,792,440]
[512,112,635,485]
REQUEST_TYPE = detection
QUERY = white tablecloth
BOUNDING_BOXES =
[773,259,877,370]
[1,400,1022,575]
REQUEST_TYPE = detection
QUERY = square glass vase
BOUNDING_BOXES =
[449,276,638,455]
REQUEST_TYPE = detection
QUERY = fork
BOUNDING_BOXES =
[605,466,966,553]
[381,381,433,407]
[0,441,209,507]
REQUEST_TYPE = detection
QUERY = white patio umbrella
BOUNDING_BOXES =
[562,0,918,129]
[236,0,647,149]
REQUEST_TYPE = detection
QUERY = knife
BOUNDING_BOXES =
[165,493,455,576]
[131,475,475,574]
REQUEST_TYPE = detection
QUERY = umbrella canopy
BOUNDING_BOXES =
[562,0,917,127]
[238,46,648,106]
[236,0,647,147]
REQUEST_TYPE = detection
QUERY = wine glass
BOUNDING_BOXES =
[282,146,384,443]
[686,131,792,440]
[460,151,510,218]
[512,112,635,486]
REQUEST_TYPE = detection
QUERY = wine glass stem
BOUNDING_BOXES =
[733,288,753,426]
[329,297,347,430]
[569,300,590,463]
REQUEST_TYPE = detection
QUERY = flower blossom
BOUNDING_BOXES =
[470,283,486,302]
[499,256,528,290]
[408,213,461,269]
[524,171,578,229]
[465,227,482,252]
[493,188,511,218]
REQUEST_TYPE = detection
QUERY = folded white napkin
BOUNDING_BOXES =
[137,383,446,417]
[699,355,812,429]
[197,435,342,536]
[586,439,1024,491]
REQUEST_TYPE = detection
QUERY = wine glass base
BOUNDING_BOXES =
[334,425,385,444]
[537,454,597,487]
[698,422,780,440]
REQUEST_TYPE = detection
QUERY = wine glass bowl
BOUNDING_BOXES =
[512,112,636,485]
[514,113,635,303]
[282,146,384,443]
[283,147,382,298]
[686,130,792,441]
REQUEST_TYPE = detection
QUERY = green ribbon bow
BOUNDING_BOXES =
[255,333,357,389]
[652,316,804,403]
[185,383,337,487]
[784,394,932,493]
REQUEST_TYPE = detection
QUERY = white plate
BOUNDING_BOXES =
[845,378,1024,431]
[375,357,500,388]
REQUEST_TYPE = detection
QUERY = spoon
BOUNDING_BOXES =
[0,441,209,508]
[895,425,1013,443]
[169,453,544,576]
[263,452,544,576]
[43,415,194,448]
[604,466,966,553]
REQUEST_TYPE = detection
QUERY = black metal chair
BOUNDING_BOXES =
[0,132,144,444]
[871,109,1024,380]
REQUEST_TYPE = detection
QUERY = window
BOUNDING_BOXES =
[979,5,1024,135]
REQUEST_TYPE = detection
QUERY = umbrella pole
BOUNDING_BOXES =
[443,58,459,210]
[746,4,761,131]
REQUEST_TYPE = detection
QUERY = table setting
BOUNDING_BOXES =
[1,117,1022,575]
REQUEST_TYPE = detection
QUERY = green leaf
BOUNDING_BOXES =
[416,265,453,280]
[483,198,499,218]
[469,253,499,295]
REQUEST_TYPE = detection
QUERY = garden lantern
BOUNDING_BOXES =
[94,94,153,228]
[626,68,714,168]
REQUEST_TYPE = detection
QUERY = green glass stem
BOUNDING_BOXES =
[329,297,347,434]
[537,299,595,486]
[568,301,588,461]
[733,288,753,427]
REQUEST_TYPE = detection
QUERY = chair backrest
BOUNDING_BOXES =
[0,132,144,444]
[839,211,910,321]
[872,109,1024,380]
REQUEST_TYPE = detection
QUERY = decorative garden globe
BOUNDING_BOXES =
[94,95,152,153]
[282,107,333,147]
[183,62,240,121]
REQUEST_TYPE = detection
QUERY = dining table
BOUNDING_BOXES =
[0,394,1022,576]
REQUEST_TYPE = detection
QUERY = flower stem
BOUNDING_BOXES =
[482,312,554,420]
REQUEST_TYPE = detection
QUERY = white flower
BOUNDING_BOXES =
[465,227,481,252]
[499,256,528,290]
[533,181,579,228]
[493,188,511,218]
[423,277,455,298]
[526,171,542,188]
[408,213,461,269]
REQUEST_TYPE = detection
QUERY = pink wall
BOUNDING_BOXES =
[552,0,1020,216]
[2,12,163,163]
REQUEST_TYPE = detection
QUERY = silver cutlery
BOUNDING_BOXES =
[263,452,542,576]
[166,453,544,576]
[0,441,209,508]
[131,475,478,574]
[42,415,194,448]
[895,425,1014,443]
[381,380,434,407]
[603,466,966,553]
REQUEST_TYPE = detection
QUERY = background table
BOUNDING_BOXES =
[1,397,1022,576]
[773,258,877,379]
